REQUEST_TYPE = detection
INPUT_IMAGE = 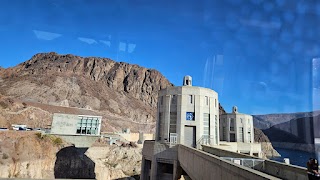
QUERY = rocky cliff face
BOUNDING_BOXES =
[5,52,172,108]
[0,131,141,180]
[0,131,64,179]
[254,127,280,157]
[0,52,172,132]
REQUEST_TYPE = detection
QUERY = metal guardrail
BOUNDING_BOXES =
[196,135,215,149]
[221,157,265,170]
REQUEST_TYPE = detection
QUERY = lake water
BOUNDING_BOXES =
[271,148,316,167]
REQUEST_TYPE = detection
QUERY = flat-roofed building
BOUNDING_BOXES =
[220,106,254,143]
[219,106,261,157]
[51,113,102,136]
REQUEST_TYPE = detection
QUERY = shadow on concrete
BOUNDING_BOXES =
[54,146,95,179]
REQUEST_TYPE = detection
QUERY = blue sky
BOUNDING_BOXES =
[0,0,320,115]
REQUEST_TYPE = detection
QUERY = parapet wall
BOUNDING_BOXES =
[117,133,154,142]
[179,145,278,180]
[141,141,279,180]
[202,145,308,180]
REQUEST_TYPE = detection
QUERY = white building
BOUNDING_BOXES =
[219,106,262,157]
[156,75,220,147]
[220,106,254,143]
[51,113,102,136]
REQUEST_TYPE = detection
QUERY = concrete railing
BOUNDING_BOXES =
[178,145,280,180]
[263,160,308,180]
[202,145,309,180]
[202,145,260,159]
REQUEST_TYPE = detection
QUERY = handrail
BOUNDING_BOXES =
[196,135,215,149]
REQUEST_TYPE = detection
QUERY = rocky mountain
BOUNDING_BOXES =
[0,52,173,132]
[253,111,320,130]
[262,114,320,144]
[0,52,231,133]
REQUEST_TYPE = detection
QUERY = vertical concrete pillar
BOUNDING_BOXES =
[150,157,158,180]
[173,160,182,180]
[141,157,151,180]
[138,132,145,144]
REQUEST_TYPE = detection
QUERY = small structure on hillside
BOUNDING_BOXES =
[51,113,102,136]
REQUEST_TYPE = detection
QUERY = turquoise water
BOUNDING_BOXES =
[271,148,316,167]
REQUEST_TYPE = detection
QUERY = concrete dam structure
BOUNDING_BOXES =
[140,76,310,180]
[141,140,309,180]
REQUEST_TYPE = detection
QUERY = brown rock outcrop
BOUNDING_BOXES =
[6,52,172,108]
[0,131,67,179]
[0,52,173,133]
[254,127,280,157]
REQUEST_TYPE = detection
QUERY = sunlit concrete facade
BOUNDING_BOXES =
[220,106,254,143]
[156,76,220,147]
[51,113,102,136]
[141,76,267,180]
[218,107,261,157]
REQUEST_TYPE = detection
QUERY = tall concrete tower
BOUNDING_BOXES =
[156,76,220,147]
[220,107,254,143]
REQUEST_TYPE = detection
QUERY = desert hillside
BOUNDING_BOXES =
[0,52,173,133]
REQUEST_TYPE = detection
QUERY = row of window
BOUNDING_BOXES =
[227,118,251,127]
[221,127,252,143]
[76,116,100,135]
[229,126,251,132]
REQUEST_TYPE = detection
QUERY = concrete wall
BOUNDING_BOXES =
[51,113,102,136]
[202,145,259,159]
[141,141,278,180]
[263,160,308,180]
[202,145,309,180]
[141,141,178,180]
[215,142,262,157]
[59,135,100,148]
[142,141,155,160]
[178,145,279,180]
[51,114,78,135]
[117,133,154,142]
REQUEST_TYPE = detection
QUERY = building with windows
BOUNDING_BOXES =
[220,106,254,143]
[51,113,102,136]
[219,106,261,157]
[156,75,220,147]
[141,76,264,179]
